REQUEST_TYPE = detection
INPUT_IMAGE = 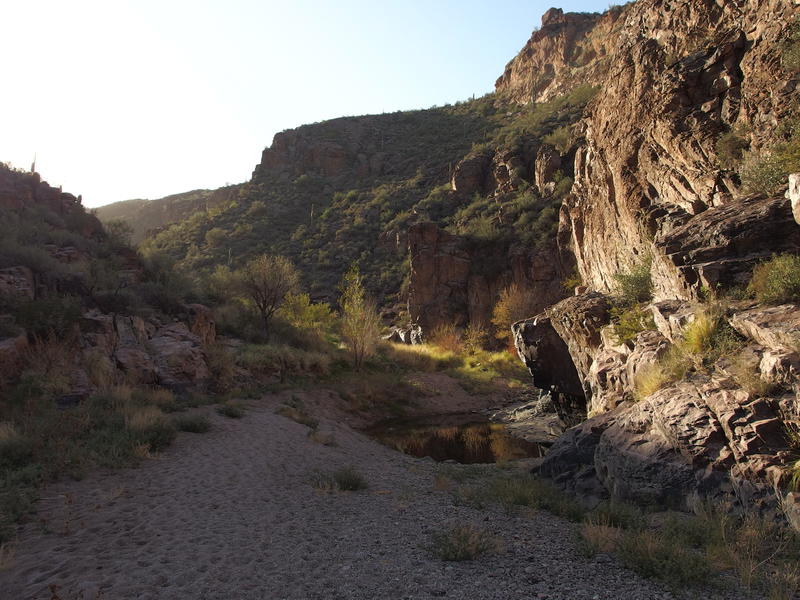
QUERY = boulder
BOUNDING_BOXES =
[541,374,796,510]
[512,314,584,421]
[652,197,800,301]
[787,173,800,225]
[148,323,210,386]
[729,305,800,353]
[450,150,492,195]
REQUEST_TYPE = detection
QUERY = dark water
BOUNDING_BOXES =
[365,414,546,464]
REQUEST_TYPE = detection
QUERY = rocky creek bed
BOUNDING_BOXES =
[0,393,763,600]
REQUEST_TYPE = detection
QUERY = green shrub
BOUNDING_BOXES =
[716,129,749,170]
[464,474,585,521]
[747,254,800,304]
[618,530,711,587]
[611,304,656,345]
[332,466,368,491]
[612,255,653,308]
[543,126,571,152]
[125,406,176,451]
[428,524,500,561]
[173,414,211,433]
[310,466,368,491]
[741,154,786,195]
[9,295,82,338]
[0,423,33,470]
[783,19,800,72]
[216,402,245,418]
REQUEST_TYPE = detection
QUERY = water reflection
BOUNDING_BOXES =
[366,415,545,464]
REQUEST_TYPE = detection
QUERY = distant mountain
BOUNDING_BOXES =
[95,186,242,243]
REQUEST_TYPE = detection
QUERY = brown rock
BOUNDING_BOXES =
[450,150,492,195]
[148,323,210,386]
[534,145,562,196]
[183,304,216,346]
[787,173,800,225]
[730,305,800,352]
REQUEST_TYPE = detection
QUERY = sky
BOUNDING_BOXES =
[2,0,611,207]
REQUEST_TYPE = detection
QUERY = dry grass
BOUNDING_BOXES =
[581,516,623,556]
[427,523,501,561]
[730,351,777,398]
[429,322,463,353]
[276,405,318,430]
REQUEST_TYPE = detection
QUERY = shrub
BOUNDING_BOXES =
[611,304,656,345]
[216,402,245,418]
[310,466,368,491]
[618,530,711,587]
[783,19,800,72]
[429,322,463,353]
[741,153,786,195]
[238,344,331,380]
[462,322,489,354]
[633,347,690,401]
[332,467,368,491]
[278,293,336,336]
[464,474,584,521]
[11,295,82,339]
[0,423,33,470]
[339,266,381,371]
[716,128,749,170]
[173,414,211,433]
[580,516,623,556]
[748,254,800,304]
[491,284,539,342]
[276,405,318,430]
[428,524,500,561]
[612,254,653,308]
[125,406,176,451]
[543,126,571,152]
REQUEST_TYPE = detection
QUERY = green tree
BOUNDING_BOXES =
[237,255,300,341]
[339,266,381,370]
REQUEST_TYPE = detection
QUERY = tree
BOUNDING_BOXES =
[491,283,540,344]
[339,266,381,370]
[237,254,300,341]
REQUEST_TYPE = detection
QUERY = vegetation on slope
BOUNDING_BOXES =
[131,86,597,305]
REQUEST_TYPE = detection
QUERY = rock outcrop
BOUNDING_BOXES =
[540,0,800,298]
[407,222,568,335]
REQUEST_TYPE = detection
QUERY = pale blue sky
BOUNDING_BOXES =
[2,0,611,207]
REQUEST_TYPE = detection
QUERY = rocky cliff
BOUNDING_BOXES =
[504,0,800,520]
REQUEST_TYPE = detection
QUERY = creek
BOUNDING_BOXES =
[364,413,547,464]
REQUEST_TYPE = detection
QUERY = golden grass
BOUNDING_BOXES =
[581,516,623,555]
[125,406,168,432]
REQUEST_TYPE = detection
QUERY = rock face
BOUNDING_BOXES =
[253,117,389,182]
[407,222,568,335]
[651,196,800,300]
[78,309,214,389]
[541,374,795,511]
[0,166,103,237]
[539,0,800,297]
[496,7,627,104]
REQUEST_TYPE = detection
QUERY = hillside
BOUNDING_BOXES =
[95,186,243,243]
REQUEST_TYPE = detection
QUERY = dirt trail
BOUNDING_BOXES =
[1,396,747,600]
